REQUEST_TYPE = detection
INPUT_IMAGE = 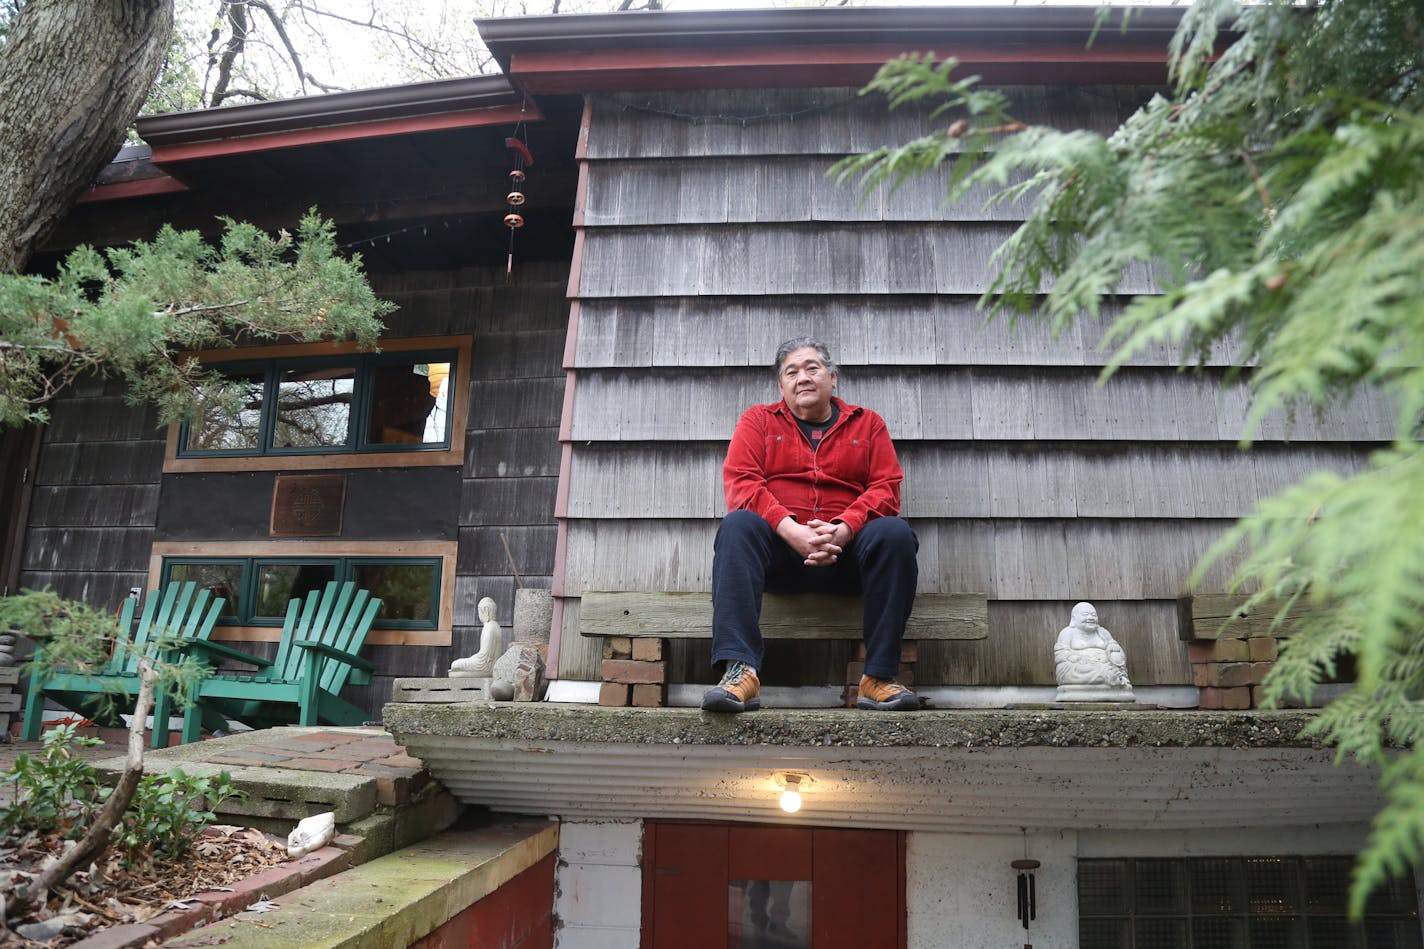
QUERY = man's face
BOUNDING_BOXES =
[1075,607,1099,631]
[778,347,837,422]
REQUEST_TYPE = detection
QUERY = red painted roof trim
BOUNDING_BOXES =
[509,43,1172,94]
[149,102,541,164]
[76,176,189,203]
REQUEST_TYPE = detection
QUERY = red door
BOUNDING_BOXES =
[642,821,906,949]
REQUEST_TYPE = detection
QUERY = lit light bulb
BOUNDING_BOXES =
[780,789,802,814]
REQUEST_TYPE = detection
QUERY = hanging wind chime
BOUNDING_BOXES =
[1012,856,1040,948]
[503,109,533,276]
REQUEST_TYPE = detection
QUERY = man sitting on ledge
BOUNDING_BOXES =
[702,337,920,713]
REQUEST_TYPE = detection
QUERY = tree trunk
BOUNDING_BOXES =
[22,659,157,908]
[0,0,174,274]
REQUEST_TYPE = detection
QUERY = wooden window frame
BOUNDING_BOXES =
[148,540,456,646]
[163,335,471,473]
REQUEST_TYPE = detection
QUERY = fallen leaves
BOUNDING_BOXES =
[0,824,289,946]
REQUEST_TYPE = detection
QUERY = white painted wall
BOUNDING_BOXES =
[551,819,1414,948]
[908,830,1078,949]
[554,819,643,949]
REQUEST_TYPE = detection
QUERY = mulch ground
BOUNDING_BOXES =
[0,823,290,946]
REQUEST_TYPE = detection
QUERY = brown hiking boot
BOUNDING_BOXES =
[856,675,919,711]
[702,661,761,713]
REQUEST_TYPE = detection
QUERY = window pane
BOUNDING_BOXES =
[1136,860,1187,915]
[728,880,810,949]
[1303,858,1351,914]
[1079,918,1129,949]
[1134,917,1187,949]
[1248,915,1303,948]
[1365,918,1424,949]
[1079,860,1129,915]
[366,360,451,446]
[255,563,337,619]
[185,371,265,452]
[352,562,436,624]
[1192,916,1244,949]
[165,562,243,620]
[1247,858,1299,915]
[273,366,354,448]
[1192,858,1245,915]
[1306,917,1358,949]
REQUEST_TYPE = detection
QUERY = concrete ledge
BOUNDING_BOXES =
[166,818,559,949]
[384,702,1330,750]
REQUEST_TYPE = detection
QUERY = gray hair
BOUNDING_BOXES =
[774,337,838,379]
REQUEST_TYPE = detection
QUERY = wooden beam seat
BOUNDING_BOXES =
[581,590,987,707]
[579,591,988,640]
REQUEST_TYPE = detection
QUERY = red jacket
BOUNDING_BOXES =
[723,396,903,536]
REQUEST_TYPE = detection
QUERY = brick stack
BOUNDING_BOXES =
[1181,594,1297,710]
[599,637,667,707]
[843,641,918,708]
[1188,637,1279,709]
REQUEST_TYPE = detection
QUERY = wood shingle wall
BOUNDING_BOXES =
[19,262,567,720]
[557,86,1392,688]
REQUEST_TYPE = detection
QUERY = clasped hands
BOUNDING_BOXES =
[777,516,852,567]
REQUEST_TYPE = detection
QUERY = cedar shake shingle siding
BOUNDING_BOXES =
[556,85,1392,686]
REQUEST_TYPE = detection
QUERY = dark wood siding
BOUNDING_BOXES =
[18,261,568,721]
[557,86,1393,686]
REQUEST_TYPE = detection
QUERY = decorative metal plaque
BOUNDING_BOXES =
[270,474,346,537]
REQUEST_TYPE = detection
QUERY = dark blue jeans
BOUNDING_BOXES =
[710,509,918,679]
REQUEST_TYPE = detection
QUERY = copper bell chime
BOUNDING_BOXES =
[504,131,533,274]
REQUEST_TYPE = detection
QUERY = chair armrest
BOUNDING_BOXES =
[292,639,376,674]
[183,639,274,669]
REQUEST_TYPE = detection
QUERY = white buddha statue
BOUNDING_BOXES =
[449,596,501,678]
[1053,602,1134,702]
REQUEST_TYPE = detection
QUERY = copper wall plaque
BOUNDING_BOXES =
[270,474,346,537]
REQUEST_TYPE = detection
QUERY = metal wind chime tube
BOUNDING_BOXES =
[1012,856,1040,947]
[504,119,533,275]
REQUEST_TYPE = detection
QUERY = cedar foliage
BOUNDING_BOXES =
[835,0,1424,914]
[0,211,393,428]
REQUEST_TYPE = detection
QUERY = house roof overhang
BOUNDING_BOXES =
[477,5,1188,93]
[386,704,1382,833]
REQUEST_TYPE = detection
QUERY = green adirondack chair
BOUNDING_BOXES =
[21,581,226,748]
[167,580,381,745]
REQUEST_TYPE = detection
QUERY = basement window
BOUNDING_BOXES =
[1078,856,1420,949]
[161,555,440,631]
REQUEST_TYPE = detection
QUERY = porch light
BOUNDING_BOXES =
[775,772,811,814]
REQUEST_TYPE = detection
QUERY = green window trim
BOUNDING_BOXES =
[161,556,442,631]
[177,348,458,459]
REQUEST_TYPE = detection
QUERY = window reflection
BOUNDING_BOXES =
[185,371,265,452]
[164,562,243,620]
[367,361,450,446]
[728,880,810,949]
[255,562,337,618]
[274,366,354,448]
[352,562,436,622]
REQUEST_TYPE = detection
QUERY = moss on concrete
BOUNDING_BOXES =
[383,702,1327,751]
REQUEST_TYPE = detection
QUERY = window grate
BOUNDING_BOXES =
[1079,857,1421,949]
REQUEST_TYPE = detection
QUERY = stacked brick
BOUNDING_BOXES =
[1188,638,1280,709]
[1181,595,1294,710]
[843,641,918,708]
[599,637,667,707]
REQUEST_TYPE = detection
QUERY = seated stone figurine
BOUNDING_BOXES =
[449,596,501,678]
[1053,602,1135,702]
